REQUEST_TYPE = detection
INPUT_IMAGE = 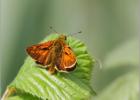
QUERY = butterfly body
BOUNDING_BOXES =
[26,34,77,74]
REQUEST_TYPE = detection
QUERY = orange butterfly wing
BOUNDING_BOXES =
[56,45,77,72]
[26,41,54,66]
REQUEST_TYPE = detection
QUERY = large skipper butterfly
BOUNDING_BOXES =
[26,34,77,74]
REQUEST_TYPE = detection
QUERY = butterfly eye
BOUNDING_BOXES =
[64,36,67,40]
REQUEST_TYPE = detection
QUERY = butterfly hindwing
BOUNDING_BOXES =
[56,45,77,72]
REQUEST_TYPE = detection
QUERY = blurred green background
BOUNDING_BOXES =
[1,0,139,99]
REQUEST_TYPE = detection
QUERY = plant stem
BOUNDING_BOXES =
[1,87,16,100]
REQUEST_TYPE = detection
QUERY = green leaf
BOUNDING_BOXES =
[104,38,139,69]
[94,71,139,100]
[8,34,95,100]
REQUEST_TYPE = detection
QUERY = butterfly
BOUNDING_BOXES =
[26,34,77,74]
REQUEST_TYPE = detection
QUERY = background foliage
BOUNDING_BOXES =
[1,0,139,100]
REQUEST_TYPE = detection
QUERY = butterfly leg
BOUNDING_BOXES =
[35,61,48,69]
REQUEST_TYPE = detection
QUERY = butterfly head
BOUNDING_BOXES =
[58,34,67,41]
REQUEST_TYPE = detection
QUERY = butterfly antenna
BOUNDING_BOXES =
[69,31,82,36]
[49,26,58,34]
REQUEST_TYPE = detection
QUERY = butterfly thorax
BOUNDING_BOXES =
[53,41,63,53]
[50,38,65,63]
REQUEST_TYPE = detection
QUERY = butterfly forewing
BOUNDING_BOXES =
[26,41,54,65]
